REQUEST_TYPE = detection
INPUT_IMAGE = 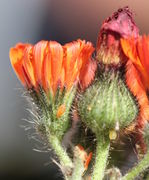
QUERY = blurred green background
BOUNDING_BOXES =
[1,0,149,179]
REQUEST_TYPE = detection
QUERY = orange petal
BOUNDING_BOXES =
[9,43,29,85]
[84,152,92,170]
[125,60,149,128]
[137,36,149,74]
[77,144,92,170]
[121,37,149,127]
[22,45,36,88]
[77,144,85,151]
[42,49,52,92]
[120,38,141,66]
[49,41,63,93]
[63,40,95,90]
[63,40,82,89]
[137,36,149,90]
[33,41,48,83]
[121,37,149,90]
[79,42,96,89]
[60,67,65,89]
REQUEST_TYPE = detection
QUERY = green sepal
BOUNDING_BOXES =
[28,86,76,141]
[49,87,76,140]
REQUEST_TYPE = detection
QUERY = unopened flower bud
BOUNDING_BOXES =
[78,71,138,135]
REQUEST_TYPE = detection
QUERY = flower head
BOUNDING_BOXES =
[10,40,96,95]
[10,40,97,140]
[96,7,139,65]
[96,7,149,131]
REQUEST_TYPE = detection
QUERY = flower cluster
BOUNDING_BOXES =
[10,7,149,180]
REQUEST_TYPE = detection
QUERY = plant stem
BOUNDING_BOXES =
[48,135,73,172]
[92,135,110,180]
[71,156,85,180]
[122,150,149,180]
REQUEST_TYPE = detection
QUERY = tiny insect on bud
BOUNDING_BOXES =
[56,104,66,118]
[87,106,92,111]
[109,130,117,140]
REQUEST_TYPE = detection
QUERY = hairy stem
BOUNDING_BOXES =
[71,156,85,180]
[92,135,110,180]
[122,150,149,180]
[48,135,73,178]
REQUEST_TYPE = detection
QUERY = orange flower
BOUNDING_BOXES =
[121,36,149,128]
[10,39,96,94]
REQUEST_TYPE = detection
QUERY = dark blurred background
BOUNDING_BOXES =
[1,0,149,179]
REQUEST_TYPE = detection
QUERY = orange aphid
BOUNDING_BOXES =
[10,39,96,95]
[56,104,66,118]
[121,36,149,128]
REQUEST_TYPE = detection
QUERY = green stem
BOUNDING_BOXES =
[48,135,73,175]
[122,150,149,180]
[71,156,85,180]
[92,135,110,180]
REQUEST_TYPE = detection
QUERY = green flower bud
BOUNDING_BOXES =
[78,70,138,135]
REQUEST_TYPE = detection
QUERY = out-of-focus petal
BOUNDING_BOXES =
[120,38,141,66]
[137,36,149,89]
[137,36,149,74]
[9,43,29,85]
[125,60,149,128]
[121,37,149,90]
